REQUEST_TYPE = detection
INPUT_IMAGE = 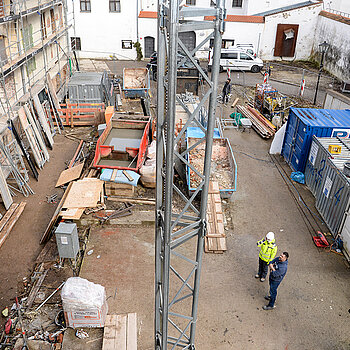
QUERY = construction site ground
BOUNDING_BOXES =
[1,59,349,350]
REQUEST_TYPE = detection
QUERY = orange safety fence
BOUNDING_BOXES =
[55,103,106,127]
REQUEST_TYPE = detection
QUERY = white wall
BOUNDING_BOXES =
[259,3,322,60]
[323,0,350,13]
[314,14,350,80]
[71,0,138,59]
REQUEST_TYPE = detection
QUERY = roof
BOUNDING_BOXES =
[68,72,103,86]
[204,15,264,23]
[319,10,350,25]
[138,11,157,18]
[254,1,322,17]
[290,107,350,128]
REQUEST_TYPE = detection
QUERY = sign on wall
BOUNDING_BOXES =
[122,40,133,49]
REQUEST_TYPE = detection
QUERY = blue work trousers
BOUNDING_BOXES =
[268,278,282,307]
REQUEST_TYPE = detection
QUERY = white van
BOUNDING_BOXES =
[208,48,263,73]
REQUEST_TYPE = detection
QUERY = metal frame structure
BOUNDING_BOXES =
[155,1,225,349]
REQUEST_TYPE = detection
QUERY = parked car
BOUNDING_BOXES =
[147,52,201,80]
[208,47,263,73]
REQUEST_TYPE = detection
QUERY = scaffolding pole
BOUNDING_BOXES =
[155,1,225,349]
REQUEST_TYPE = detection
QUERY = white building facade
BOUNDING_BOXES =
[70,0,349,80]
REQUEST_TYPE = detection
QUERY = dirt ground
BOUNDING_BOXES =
[0,59,349,350]
[0,131,80,318]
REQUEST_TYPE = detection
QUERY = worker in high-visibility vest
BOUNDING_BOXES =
[255,232,277,282]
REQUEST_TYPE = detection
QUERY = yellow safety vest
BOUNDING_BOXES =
[257,238,277,263]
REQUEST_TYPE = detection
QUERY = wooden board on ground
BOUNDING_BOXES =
[0,202,26,249]
[60,207,85,220]
[55,163,84,187]
[62,178,104,209]
[102,313,137,350]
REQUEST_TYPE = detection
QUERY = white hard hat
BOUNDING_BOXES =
[266,232,275,241]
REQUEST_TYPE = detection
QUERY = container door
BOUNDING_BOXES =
[282,113,301,171]
[290,121,308,171]
[340,208,350,258]
[316,162,350,236]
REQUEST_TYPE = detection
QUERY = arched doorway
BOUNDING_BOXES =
[144,36,155,58]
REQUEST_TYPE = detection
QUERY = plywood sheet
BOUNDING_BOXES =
[55,163,84,187]
[60,207,85,220]
[62,179,103,209]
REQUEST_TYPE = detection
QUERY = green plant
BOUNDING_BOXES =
[133,41,143,61]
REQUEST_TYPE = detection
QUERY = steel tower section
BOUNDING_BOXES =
[155,1,226,349]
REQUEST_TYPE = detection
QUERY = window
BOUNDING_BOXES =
[21,24,33,51]
[109,0,121,12]
[186,0,196,4]
[221,53,238,59]
[210,0,215,7]
[239,53,253,60]
[80,0,91,12]
[26,57,36,76]
[71,37,81,51]
[232,0,243,7]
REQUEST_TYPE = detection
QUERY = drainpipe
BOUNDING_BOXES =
[136,0,139,43]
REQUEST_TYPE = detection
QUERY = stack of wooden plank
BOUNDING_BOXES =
[102,313,137,350]
[237,105,276,139]
[204,182,227,254]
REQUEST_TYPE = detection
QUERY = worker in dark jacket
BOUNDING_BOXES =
[222,78,231,104]
[263,252,289,310]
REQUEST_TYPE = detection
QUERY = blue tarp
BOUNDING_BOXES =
[100,169,140,187]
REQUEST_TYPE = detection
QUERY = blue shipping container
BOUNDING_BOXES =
[282,108,350,172]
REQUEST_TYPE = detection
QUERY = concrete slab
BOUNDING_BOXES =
[76,224,155,349]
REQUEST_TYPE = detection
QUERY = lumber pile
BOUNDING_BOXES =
[205,182,227,254]
[237,105,276,139]
[0,202,26,249]
[102,313,137,350]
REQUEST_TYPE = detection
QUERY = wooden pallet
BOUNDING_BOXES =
[205,181,227,253]
[102,313,137,350]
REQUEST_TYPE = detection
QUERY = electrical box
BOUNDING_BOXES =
[55,222,79,259]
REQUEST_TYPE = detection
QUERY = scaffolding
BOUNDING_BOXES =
[0,0,75,202]
[155,0,225,349]
[0,0,74,114]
